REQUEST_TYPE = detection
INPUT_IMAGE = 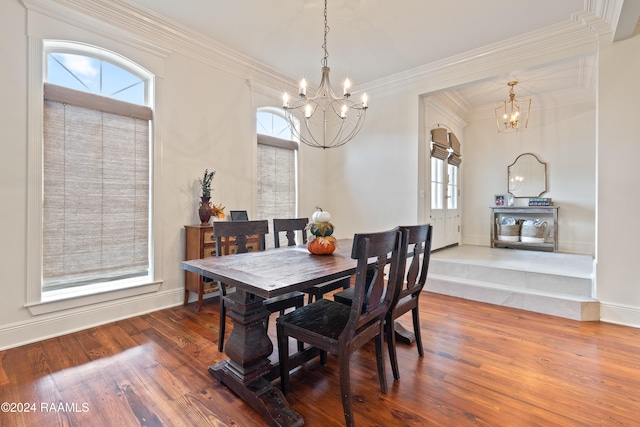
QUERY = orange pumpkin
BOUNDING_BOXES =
[307,237,336,255]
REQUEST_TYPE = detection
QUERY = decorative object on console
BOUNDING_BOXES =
[307,207,337,255]
[497,217,521,242]
[529,197,552,206]
[495,81,531,133]
[520,219,547,243]
[282,0,368,149]
[495,194,505,206]
[197,169,224,224]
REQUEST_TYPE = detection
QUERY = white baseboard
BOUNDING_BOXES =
[0,288,184,351]
[599,301,640,328]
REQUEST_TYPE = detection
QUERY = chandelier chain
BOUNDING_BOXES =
[321,0,329,68]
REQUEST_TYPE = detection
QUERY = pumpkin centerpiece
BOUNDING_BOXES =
[307,207,337,255]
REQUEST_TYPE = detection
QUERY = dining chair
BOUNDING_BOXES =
[213,220,305,352]
[333,223,433,380]
[273,217,351,303]
[276,227,409,427]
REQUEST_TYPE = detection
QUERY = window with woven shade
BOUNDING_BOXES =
[256,108,298,248]
[42,43,153,292]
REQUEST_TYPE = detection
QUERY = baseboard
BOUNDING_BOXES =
[0,288,184,351]
[599,301,640,328]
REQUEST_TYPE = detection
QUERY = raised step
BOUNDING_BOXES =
[424,245,599,321]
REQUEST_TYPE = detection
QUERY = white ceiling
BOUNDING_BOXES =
[124,0,638,112]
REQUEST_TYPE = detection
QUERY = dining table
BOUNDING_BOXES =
[181,238,358,427]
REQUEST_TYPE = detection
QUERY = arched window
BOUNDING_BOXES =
[41,41,154,293]
[256,108,298,246]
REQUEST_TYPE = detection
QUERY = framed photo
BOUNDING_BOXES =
[494,194,505,206]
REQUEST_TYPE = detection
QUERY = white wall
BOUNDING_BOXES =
[0,2,310,349]
[597,33,640,326]
[2,1,639,349]
[461,100,596,254]
[0,0,30,338]
[325,90,421,239]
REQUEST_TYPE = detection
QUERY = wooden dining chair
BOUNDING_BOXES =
[213,220,305,352]
[273,217,351,303]
[333,223,433,380]
[276,227,409,427]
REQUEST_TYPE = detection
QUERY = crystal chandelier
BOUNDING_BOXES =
[494,81,531,133]
[282,0,368,149]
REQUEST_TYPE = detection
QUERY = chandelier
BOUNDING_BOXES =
[494,81,531,133]
[282,0,368,149]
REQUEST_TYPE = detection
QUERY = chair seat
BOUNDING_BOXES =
[333,287,354,305]
[278,298,351,341]
[303,276,351,303]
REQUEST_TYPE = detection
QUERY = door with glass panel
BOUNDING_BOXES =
[430,158,460,250]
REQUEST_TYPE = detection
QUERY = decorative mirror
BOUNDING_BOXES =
[508,153,547,197]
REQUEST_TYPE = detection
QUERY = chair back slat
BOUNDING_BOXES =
[341,228,408,341]
[273,218,309,248]
[212,220,268,255]
[397,224,433,301]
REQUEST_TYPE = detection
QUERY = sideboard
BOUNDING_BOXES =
[490,206,559,252]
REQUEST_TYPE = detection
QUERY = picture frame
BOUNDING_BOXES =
[494,194,505,206]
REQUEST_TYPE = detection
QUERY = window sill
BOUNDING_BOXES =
[25,278,163,316]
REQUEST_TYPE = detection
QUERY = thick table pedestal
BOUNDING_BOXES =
[393,320,416,345]
[208,289,303,427]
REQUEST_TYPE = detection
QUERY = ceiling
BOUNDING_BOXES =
[124,0,639,113]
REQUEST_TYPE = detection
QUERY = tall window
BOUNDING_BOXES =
[431,157,445,210]
[256,108,298,246]
[42,41,153,292]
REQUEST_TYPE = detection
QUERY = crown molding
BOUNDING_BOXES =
[20,0,297,92]
[425,92,470,129]
[21,0,617,103]
[21,0,172,58]
[365,14,606,100]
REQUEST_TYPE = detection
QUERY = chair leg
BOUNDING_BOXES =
[386,315,400,380]
[412,307,424,357]
[277,323,291,395]
[339,349,355,427]
[375,328,388,393]
[218,286,227,352]
[293,301,305,353]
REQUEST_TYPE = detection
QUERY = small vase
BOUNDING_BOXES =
[199,196,212,225]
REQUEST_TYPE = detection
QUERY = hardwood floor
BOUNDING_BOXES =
[1,292,639,426]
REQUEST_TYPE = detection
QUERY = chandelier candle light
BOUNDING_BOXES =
[283,0,368,149]
[495,81,531,133]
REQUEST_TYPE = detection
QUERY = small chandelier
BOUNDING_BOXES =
[283,0,368,149]
[495,81,531,133]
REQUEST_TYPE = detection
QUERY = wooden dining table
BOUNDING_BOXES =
[181,238,357,427]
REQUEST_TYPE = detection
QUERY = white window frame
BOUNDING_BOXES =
[256,107,300,248]
[26,39,162,315]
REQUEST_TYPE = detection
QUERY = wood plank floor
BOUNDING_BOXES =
[1,292,639,426]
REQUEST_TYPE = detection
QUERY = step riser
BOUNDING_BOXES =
[429,260,592,298]
[425,276,599,321]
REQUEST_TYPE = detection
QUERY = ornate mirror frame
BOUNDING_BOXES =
[508,153,547,198]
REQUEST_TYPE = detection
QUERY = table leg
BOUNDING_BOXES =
[393,320,416,345]
[208,289,303,427]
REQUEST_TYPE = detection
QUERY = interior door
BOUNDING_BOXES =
[429,157,460,250]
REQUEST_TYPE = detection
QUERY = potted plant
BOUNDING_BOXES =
[198,169,216,225]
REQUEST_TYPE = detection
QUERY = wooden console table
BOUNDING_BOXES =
[490,206,559,252]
